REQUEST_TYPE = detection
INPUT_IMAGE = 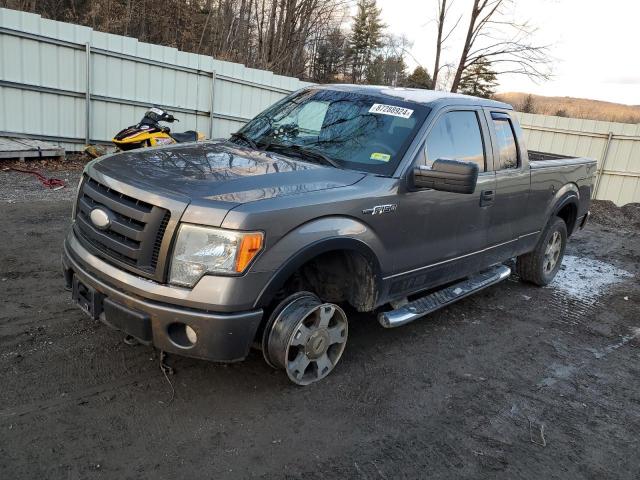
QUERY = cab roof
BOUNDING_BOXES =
[313,84,512,110]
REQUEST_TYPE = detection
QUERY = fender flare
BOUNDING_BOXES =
[548,184,580,233]
[254,237,382,309]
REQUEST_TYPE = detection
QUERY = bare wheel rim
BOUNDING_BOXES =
[543,230,562,273]
[267,294,348,386]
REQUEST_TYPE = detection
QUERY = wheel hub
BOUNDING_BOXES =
[544,231,562,273]
[305,330,329,359]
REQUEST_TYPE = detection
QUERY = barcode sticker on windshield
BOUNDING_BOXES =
[369,104,414,118]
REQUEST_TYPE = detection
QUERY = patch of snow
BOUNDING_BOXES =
[590,327,640,359]
[548,255,633,303]
[538,363,578,388]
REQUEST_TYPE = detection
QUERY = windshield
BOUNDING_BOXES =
[236,88,429,175]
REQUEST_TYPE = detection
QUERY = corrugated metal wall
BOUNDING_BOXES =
[0,8,311,151]
[516,113,640,206]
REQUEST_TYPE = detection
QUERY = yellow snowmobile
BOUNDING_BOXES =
[112,107,205,151]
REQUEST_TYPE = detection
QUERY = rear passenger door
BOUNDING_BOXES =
[483,110,531,258]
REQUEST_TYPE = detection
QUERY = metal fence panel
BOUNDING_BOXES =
[517,112,640,206]
[0,7,311,148]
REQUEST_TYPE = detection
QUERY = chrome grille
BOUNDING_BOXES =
[74,175,171,279]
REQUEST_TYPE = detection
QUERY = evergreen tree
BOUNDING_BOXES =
[405,66,433,89]
[458,57,498,98]
[520,94,537,113]
[366,55,385,84]
[314,28,347,83]
[366,54,407,85]
[348,0,385,83]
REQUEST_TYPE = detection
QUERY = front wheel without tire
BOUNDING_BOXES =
[263,292,348,386]
[516,216,567,286]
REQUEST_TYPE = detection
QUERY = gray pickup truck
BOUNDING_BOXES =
[62,85,596,385]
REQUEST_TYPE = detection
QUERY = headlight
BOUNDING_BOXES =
[169,224,264,287]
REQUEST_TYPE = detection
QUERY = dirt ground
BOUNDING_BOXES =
[1,170,639,479]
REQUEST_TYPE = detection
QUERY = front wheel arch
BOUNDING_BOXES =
[254,238,382,311]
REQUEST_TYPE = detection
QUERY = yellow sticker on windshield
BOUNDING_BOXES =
[370,152,391,162]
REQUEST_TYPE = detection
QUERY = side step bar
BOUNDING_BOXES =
[378,264,512,328]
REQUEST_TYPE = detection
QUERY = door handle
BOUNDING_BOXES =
[480,189,494,206]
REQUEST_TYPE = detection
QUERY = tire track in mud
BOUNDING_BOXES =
[545,291,600,326]
[0,373,150,420]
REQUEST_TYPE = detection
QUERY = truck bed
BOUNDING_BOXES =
[529,151,596,171]
[528,150,575,162]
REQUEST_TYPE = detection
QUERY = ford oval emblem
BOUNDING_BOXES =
[90,208,112,230]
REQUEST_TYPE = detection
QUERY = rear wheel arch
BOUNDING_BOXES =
[552,191,579,235]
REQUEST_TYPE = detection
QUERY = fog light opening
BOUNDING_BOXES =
[167,322,197,348]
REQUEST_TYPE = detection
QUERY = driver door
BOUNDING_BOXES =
[387,108,496,297]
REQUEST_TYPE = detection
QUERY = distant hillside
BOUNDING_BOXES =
[493,92,640,124]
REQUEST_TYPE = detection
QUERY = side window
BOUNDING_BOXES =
[492,116,519,169]
[424,111,485,172]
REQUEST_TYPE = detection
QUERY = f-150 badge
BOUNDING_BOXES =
[362,204,397,215]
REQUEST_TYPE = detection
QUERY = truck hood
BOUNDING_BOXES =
[92,141,365,204]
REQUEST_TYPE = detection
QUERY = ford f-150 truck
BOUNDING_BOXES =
[62,85,596,385]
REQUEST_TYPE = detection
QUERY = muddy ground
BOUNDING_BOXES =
[1,179,639,479]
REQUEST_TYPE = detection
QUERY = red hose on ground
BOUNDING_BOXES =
[5,167,66,190]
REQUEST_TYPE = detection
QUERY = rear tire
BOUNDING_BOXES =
[516,216,567,286]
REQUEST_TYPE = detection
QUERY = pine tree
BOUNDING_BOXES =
[314,28,347,83]
[520,94,536,113]
[348,0,385,83]
[366,54,407,85]
[458,57,498,98]
[406,66,433,89]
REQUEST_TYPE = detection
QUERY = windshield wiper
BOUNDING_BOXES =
[230,132,258,149]
[264,143,342,169]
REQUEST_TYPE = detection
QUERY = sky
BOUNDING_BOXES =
[373,0,640,105]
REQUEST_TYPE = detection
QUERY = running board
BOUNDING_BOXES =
[378,264,512,328]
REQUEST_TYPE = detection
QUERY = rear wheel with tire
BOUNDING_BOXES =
[516,216,567,286]
[262,292,348,386]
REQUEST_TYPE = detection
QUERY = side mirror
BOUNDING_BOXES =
[412,159,479,194]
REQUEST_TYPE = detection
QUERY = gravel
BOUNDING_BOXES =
[590,199,640,231]
[0,168,82,203]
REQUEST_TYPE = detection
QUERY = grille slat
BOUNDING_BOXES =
[76,215,141,258]
[74,175,171,280]
[83,179,151,222]
[78,196,145,241]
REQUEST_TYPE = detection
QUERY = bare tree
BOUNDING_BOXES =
[449,0,551,93]
[432,0,461,90]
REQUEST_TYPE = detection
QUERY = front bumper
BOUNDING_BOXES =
[62,234,263,363]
